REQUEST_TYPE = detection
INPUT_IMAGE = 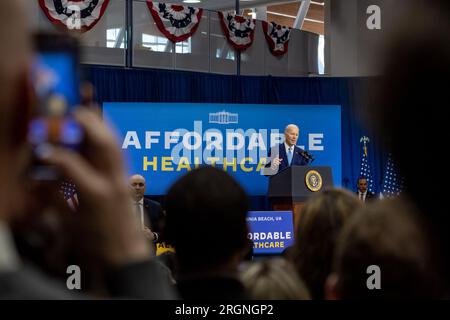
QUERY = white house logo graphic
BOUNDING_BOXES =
[209,110,239,124]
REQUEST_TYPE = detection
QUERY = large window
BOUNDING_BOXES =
[318,35,325,74]
[176,39,192,54]
[106,28,126,48]
[30,0,322,74]
[215,48,235,60]
[142,33,170,52]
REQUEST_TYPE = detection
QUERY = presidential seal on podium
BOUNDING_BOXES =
[305,170,323,192]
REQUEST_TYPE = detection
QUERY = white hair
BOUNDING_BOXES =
[284,124,299,132]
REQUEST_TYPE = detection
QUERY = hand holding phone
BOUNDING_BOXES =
[29,33,84,180]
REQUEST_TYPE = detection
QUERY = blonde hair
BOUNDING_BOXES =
[240,258,310,300]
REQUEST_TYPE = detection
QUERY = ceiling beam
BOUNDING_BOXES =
[195,0,300,11]
[293,0,311,29]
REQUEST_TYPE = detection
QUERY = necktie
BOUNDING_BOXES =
[287,147,293,166]
[135,202,143,227]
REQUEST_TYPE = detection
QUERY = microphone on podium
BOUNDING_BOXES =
[297,149,315,163]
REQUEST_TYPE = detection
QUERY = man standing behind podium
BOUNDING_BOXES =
[356,176,375,203]
[265,124,310,175]
[129,175,164,246]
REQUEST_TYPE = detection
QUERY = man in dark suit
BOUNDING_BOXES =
[129,175,164,246]
[356,176,375,203]
[265,124,310,175]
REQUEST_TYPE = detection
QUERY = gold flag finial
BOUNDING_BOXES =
[360,136,370,157]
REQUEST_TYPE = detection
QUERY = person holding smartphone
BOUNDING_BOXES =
[0,0,175,299]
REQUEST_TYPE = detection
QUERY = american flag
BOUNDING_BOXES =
[380,153,405,198]
[359,136,375,194]
[60,181,79,210]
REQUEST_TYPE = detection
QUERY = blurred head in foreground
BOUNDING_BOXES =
[165,166,250,275]
[289,189,361,299]
[0,0,33,223]
[327,198,441,299]
[240,258,310,300]
[366,0,450,292]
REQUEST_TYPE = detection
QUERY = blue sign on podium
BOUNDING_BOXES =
[246,211,294,255]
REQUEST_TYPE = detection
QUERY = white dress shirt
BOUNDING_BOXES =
[358,191,368,202]
[284,142,295,154]
[135,198,144,228]
[285,143,295,164]
[134,199,158,242]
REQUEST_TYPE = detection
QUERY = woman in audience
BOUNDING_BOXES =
[287,189,361,300]
[240,258,310,300]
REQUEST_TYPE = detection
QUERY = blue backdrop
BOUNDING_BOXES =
[83,66,386,207]
[103,102,341,195]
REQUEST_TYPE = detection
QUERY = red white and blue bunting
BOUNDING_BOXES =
[218,12,255,51]
[262,21,292,56]
[38,0,110,32]
[147,2,203,43]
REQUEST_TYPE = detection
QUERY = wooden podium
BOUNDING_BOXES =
[268,166,334,234]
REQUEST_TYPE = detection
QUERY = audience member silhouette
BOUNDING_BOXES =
[366,0,450,294]
[240,258,310,300]
[165,167,252,300]
[288,189,361,299]
[326,199,441,299]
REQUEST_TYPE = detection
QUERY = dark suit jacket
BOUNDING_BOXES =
[264,143,309,175]
[143,198,165,243]
[356,191,376,202]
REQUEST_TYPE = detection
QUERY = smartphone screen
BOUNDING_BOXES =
[34,52,79,110]
[29,34,83,180]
